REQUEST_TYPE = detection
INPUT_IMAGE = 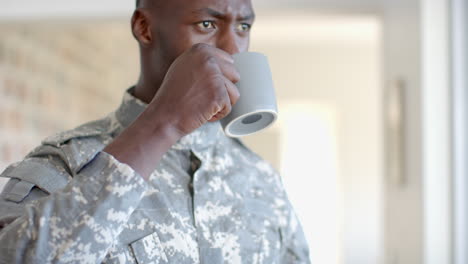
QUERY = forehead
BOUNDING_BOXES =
[160,0,254,18]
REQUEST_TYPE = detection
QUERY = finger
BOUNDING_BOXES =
[224,78,240,106]
[208,48,240,83]
[216,58,240,84]
[210,46,235,64]
[193,43,234,64]
[197,50,238,84]
[208,102,231,122]
[208,78,238,122]
[208,108,227,122]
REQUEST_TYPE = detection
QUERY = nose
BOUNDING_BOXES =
[217,29,243,55]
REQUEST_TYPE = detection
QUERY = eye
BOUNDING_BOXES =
[237,23,252,32]
[197,21,216,30]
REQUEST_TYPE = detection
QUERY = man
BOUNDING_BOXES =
[0,0,310,263]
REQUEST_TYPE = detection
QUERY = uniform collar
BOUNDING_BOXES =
[115,88,224,151]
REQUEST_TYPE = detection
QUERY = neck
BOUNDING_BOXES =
[134,76,162,104]
[134,51,172,104]
[134,60,167,104]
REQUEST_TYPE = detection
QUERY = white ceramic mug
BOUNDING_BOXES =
[220,52,278,137]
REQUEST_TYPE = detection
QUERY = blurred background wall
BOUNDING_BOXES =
[0,22,139,171]
[1,0,465,264]
[244,13,383,264]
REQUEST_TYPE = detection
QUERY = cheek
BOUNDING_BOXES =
[156,27,194,60]
[239,36,250,52]
[187,31,218,47]
[168,27,216,57]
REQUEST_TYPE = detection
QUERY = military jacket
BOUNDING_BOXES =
[0,90,310,263]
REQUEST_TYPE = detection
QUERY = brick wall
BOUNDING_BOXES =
[0,21,139,173]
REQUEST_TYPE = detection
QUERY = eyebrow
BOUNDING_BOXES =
[192,8,255,21]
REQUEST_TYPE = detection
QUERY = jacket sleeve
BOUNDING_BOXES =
[269,170,310,264]
[0,150,148,263]
[279,204,311,264]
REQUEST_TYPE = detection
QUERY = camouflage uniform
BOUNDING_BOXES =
[0,89,310,263]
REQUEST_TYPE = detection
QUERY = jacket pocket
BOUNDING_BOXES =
[130,232,168,264]
[244,198,282,263]
[1,178,35,203]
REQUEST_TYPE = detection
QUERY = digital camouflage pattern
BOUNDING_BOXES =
[0,89,310,263]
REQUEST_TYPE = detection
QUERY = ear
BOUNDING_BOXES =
[131,9,153,46]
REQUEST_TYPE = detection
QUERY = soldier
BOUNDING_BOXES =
[0,0,310,263]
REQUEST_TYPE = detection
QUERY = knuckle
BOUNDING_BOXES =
[206,82,222,101]
[192,44,216,63]
[203,55,217,66]
[212,88,224,102]
[196,53,218,72]
[191,43,209,52]
[210,101,222,114]
[207,74,224,88]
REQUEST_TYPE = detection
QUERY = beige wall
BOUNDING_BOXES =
[0,21,139,187]
[243,14,384,264]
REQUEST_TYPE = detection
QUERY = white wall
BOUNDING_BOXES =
[452,1,468,263]
[421,0,452,263]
